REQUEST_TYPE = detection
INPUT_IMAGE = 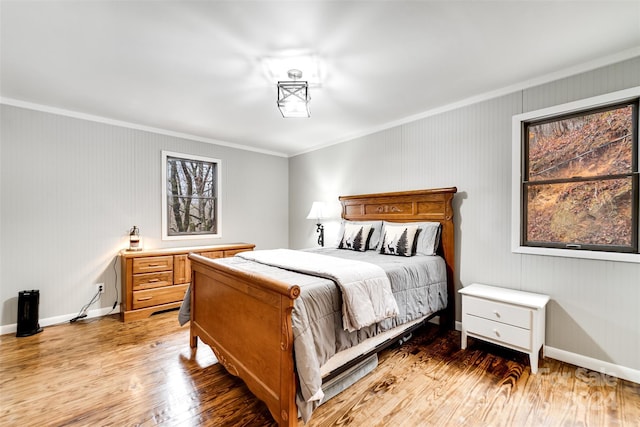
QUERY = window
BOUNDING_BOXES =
[161,151,221,240]
[512,87,640,262]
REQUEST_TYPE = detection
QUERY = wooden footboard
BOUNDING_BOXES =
[189,253,300,426]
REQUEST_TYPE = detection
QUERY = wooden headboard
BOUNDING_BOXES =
[339,187,458,327]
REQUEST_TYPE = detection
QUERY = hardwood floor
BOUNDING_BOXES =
[1,310,638,426]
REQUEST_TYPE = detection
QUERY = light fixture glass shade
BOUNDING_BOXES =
[306,201,326,220]
[277,81,310,118]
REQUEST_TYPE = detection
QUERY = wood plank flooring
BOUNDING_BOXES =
[1,310,638,426]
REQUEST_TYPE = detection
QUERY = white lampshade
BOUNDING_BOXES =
[306,201,326,221]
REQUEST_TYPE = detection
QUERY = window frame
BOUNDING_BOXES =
[161,151,222,241]
[511,86,640,263]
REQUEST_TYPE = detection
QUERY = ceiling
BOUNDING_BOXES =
[1,1,639,157]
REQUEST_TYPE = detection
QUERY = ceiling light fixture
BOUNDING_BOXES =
[277,69,310,118]
[261,54,321,86]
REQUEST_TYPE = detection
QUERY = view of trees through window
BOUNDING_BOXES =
[166,155,218,236]
[524,101,637,251]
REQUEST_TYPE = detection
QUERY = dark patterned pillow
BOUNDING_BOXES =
[335,220,383,250]
[338,224,373,252]
[379,224,419,256]
[382,221,441,255]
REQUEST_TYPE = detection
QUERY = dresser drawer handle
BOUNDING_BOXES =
[137,296,153,301]
[493,310,501,318]
[493,329,500,337]
[147,264,160,267]
[148,279,160,282]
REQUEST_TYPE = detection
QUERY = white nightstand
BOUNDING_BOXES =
[459,283,550,374]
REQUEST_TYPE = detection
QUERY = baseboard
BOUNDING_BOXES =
[0,306,119,336]
[544,346,640,385]
[454,320,638,384]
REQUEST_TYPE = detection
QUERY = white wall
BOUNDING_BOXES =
[289,57,640,375]
[0,106,289,328]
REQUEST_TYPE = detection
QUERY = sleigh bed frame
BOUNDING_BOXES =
[188,187,457,426]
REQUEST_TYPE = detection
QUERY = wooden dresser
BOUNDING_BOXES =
[120,243,254,322]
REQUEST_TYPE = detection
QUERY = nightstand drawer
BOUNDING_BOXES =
[463,313,531,350]
[132,284,188,309]
[464,295,532,329]
[132,256,173,274]
[132,271,173,290]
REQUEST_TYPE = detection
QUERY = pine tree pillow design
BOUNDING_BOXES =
[379,224,419,256]
[338,224,373,251]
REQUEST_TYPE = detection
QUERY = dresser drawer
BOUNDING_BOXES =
[224,248,250,257]
[132,271,173,290]
[132,256,173,274]
[132,284,188,309]
[199,251,224,259]
[463,313,532,350]
[464,295,532,330]
[120,243,254,322]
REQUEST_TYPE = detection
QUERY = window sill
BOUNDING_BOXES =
[512,245,640,263]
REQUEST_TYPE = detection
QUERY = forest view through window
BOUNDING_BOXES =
[162,152,220,239]
[523,100,638,253]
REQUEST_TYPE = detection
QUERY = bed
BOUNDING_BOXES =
[186,187,457,426]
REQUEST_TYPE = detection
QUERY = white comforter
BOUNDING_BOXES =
[238,249,399,332]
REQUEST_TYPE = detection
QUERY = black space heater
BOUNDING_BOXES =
[16,290,43,337]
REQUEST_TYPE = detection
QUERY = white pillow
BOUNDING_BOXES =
[379,221,441,255]
[335,220,383,250]
[337,223,373,252]
[379,224,419,256]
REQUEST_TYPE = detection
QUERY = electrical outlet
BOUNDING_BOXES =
[96,283,105,294]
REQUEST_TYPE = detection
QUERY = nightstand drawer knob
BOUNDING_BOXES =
[493,329,500,337]
[493,310,500,318]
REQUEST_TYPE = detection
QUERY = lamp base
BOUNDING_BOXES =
[316,223,324,247]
